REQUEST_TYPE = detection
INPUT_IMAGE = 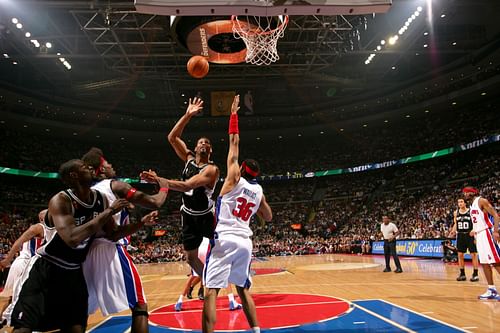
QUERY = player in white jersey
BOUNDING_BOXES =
[0,209,56,327]
[463,187,500,300]
[202,95,272,333]
[81,148,168,333]
[175,237,242,311]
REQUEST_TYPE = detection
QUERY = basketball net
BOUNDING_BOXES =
[231,15,289,66]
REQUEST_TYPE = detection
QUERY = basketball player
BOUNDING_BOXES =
[175,237,242,312]
[462,187,500,300]
[81,147,168,333]
[202,95,272,333]
[141,96,219,278]
[450,198,479,281]
[9,159,129,333]
[0,209,55,327]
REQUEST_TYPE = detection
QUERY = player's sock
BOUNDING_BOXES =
[460,268,465,276]
[178,295,183,303]
[252,327,261,333]
[488,285,496,291]
[473,269,478,276]
[228,293,235,303]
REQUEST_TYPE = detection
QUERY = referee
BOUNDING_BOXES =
[381,215,403,273]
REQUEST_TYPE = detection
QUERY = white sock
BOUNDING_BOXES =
[488,285,496,290]
[178,294,183,303]
[228,293,235,303]
[252,327,260,333]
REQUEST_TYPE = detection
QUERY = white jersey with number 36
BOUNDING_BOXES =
[215,177,263,238]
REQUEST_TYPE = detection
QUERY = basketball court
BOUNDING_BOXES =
[86,254,500,332]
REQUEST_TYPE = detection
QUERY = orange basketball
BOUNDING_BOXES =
[187,55,209,79]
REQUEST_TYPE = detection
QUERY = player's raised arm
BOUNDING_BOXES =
[168,97,204,162]
[0,223,44,269]
[220,95,241,196]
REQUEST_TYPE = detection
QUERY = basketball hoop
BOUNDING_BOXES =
[231,15,289,66]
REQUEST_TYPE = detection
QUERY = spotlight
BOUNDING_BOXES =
[411,14,416,19]
[452,42,457,46]
[388,37,397,45]
[423,32,429,36]
[423,44,428,48]
[380,40,386,45]
[11,18,18,24]
[376,45,381,50]
[16,23,23,29]
[440,14,446,18]
[45,42,52,48]
[414,11,420,17]
[417,6,423,12]
[391,66,396,70]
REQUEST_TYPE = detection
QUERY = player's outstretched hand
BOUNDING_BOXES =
[140,169,159,184]
[142,210,159,226]
[231,95,240,114]
[186,97,204,117]
[110,198,129,214]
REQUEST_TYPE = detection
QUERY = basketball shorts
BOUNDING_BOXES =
[456,232,477,253]
[83,238,146,316]
[203,234,252,289]
[0,256,30,298]
[181,210,215,251]
[10,256,88,331]
[476,228,500,264]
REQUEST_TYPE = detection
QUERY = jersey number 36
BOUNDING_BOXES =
[232,197,255,222]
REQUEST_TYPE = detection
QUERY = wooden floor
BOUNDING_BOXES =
[84,254,500,332]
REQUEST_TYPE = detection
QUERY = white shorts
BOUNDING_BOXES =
[476,228,500,264]
[83,239,146,316]
[192,237,211,277]
[203,235,252,289]
[0,256,30,298]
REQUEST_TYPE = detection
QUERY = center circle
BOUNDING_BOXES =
[149,293,351,330]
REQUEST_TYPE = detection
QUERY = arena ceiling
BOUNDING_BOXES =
[0,0,499,118]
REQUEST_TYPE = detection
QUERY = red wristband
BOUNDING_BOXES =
[229,113,239,134]
[126,188,137,200]
[159,187,169,193]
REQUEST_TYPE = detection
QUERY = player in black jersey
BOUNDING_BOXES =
[141,97,219,278]
[450,198,479,282]
[10,159,128,333]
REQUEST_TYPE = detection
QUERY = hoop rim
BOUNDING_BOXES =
[231,14,289,36]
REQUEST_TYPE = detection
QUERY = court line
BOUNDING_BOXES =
[378,299,470,332]
[352,303,417,333]
[151,300,349,315]
[461,327,477,330]
[86,316,113,332]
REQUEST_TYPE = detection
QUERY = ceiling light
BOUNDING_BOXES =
[16,23,23,29]
[452,102,457,105]
[425,110,429,113]
[423,44,428,48]
[45,42,52,48]
[391,66,396,70]
[398,29,404,35]
[12,61,18,65]
[405,115,410,118]
[481,92,486,96]
[2,54,8,58]
[365,60,370,65]
[25,32,31,38]
[417,6,423,12]
[440,14,446,18]
[380,40,385,45]
[414,11,420,17]
[363,124,367,127]
[423,32,428,36]
[340,128,344,131]
[320,131,324,134]
[376,45,381,50]
[384,120,389,123]
[452,42,457,46]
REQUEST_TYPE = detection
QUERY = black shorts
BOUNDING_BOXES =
[456,232,477,253]
[11,256,88,331]
[181,210,215,251]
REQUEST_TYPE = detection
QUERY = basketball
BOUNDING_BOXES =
[187,55,209,79]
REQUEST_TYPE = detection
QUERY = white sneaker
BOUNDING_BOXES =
[478,288,500,300]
